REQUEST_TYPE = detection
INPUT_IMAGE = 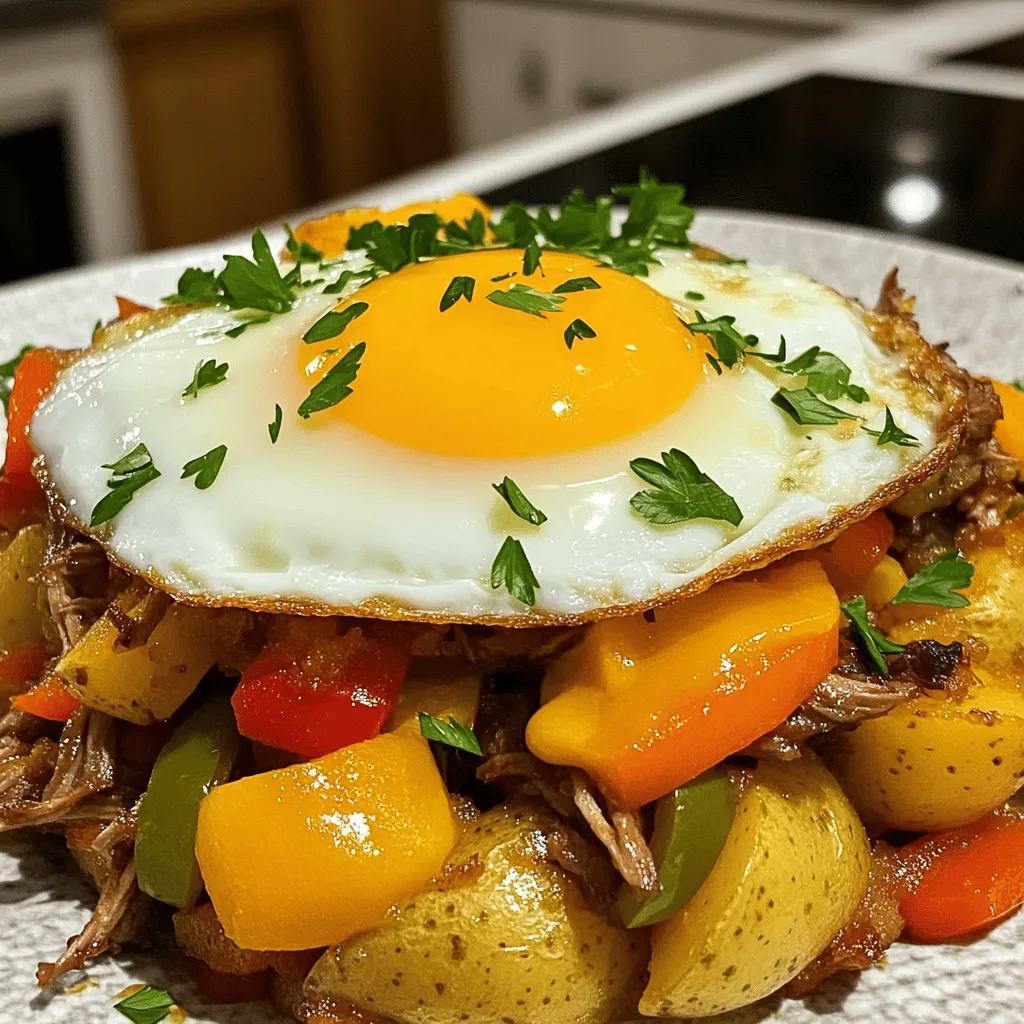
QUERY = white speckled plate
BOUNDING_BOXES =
[1,212,1023,1024]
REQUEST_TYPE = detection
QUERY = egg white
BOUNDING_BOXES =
[30,249,949,622]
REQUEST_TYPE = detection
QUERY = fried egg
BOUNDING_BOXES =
[29,223,965,624]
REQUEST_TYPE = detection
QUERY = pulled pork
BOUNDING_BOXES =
[749,640,966,759]
[39,527,112,654]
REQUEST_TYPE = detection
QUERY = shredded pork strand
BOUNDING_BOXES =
[36,856,138,988]
[39,527,111,654]
[570,771,658,893]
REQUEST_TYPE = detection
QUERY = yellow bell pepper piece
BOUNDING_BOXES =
[195,729,458,951]
[386,660,481,734]
[862,555,908,611]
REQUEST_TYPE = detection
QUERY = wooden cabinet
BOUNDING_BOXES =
[108,0,451,250]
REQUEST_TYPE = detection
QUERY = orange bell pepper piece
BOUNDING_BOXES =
[4,347,61,491]
[291,195,491,259]
[898,811,1024,942]
[115,296,152,321]
[992,380,1024,463]
[195,729,457,951]
[13,676,83,722]
[526,559,840,809]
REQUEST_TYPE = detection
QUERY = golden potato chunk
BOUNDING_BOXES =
[641,755,869,1018]
[0,523,48,655]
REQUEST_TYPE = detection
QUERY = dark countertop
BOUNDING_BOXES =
[485,74,1024,263]
[0,0,103,32]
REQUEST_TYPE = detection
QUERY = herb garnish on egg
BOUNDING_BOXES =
[181,359,228,400]
[491,536,540,607]
[892,551,974,608]
[564,318,597,349]
[771,388,860,426]
[268,404,282,444]
[493,476,548,526]
[629,449,743,527]
[181,445,227,490]
[439,276,475,312]
[778,346,869,403]
[553,277,601,294]
[522,240,543,276]
[863,408,921,447]
[297,341,365,419]
[90,443,161,527]
[486,284,565,317]
[303,302,369,344]
[683,312,757,368]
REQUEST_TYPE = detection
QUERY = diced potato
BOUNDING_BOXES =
[828,668,1024,831]
[386,659,482,734]
[0,524,48,654]
[305,800,648,1024]
[57,588,250,724]
[641,755,870,1018]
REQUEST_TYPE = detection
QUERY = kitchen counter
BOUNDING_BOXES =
[0,0,103,31]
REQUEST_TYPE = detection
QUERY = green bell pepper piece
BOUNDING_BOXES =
[617,767,735,928]
[135,691,241,908]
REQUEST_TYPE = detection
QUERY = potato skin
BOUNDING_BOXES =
[828,670,1024,831]
[303,800,647,1024]
[640,755,869,1019]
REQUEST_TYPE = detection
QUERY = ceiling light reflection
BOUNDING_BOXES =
[884,175,942,227]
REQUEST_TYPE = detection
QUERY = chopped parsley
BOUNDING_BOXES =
[323,269,373,295]
[303,302,369,343]
[772,388,860,426]
[114,984,177,1024]
[493,476,547,525]
[746,335,787,364]
[892,551,973,608]
[418,712,483,755]
[522,240,543,276]
[162,267,220,305]
[90,443,161,527]
[683,312,757,368]
[219,229,295,312]
[298,342,365,418]
[284,223,323,264]
[564,318,596,349]
[182,359,228,400]
[181,445,227,490]
[684,290,704,301]
[486,283,565,317]
[225,312,272,338]
[0,345,34,414]
[269,403,282,444]
[491,271,516,282]
[779,346,868,403]
[491,536,540,607]
[840,595,904,675]
[552,276,600,294]
[440,276,475,312]
[1013,380,1024,392]
[863,408,921,448]
[629,448,743,526]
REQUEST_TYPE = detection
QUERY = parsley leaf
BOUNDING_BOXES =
[443,208,487,248]
[746,335,787,364]
[491,271,516,283]
[303,302,369,343]
[225,312,272,338]
[114,984,177,1024]
[684,290,704,301]
[418,712,483,755]
[269,403,282,444]
[863,408,921,447]
[893,551,973,608]
[181,445,227,490]
[298,342,365,418]
[779,346,868,403]
[486,283,565,317]
[440,276,475,312]
[349,213,453,273]
[491,536,540,607]
[0,345,35,414]
[91,443,161,527]
[493,476,547,526]
[683,312,757,368]
[323,269,373,295]
[182,359,228,400]
[523,240,543,276]
[564,318,596,349]
[772,388,860,426]
[163,267,220,305]
[492,202,541,247]
[218,229,295,313]
[614,168,694,247]
[284,223,323,263]
[1013,380,1024,392]
[840,595,904,675]
[629,448,743,526]
[552,276,600,294]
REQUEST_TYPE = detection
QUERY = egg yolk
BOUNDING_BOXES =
[298,249,706,458]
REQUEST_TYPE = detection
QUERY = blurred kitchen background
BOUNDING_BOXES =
[2,0,1024,285]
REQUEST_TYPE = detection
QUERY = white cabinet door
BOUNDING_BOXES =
[446,0,815,150]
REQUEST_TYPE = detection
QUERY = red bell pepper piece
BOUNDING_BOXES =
[13,677,82,722]
[4,347,61,492]
[0,642,49,690]
[828,510,894,579]
[898,810,1024,941]
[231,620,410,759]
[115,296,152,321]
